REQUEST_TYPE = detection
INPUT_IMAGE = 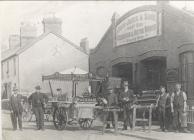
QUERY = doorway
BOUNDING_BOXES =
[141,57,166,90]
[112,62,133,86]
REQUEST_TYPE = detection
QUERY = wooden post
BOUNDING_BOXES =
[113,111,118,135]
[132,105,136,131]
[148,104,153,132]
[102,111,107,135]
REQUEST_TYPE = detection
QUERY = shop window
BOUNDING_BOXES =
[180,51,194,99]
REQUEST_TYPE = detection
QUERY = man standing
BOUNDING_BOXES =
[105,87,118,129]
[28,85,48,130]
[171,83,189,133]
[119,81,136,130]
[9,86,23,131]
[156,86,169,132]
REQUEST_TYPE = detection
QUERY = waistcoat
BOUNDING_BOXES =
[158,93,168,108]
[173,91,184,110]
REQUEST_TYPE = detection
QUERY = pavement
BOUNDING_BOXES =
[1,110,194,140]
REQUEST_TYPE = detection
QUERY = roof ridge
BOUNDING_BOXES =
[2,31,88,61]
[51,32,88,55]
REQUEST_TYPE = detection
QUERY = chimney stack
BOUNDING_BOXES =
[80,38,89,54]
[20,22,37,47]
[9,34,20,49]
[42,16,62,35]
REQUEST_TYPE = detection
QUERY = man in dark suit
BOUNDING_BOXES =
[119,81,136,130]
[28,85,48,130]
[9,87,23,131]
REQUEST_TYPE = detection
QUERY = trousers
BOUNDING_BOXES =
[123,106,133,128]
[173,108,187,130]
[165,108,173,130]
[33,107,44,129]
[158,107,165,130]
[106,112,115,127]
[11,111,22,130]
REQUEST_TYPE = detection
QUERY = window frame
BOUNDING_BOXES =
[179,51,194,99]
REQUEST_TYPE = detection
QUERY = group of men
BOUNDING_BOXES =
[9,82,189,133]
[103,82,190,133]
[104,81,136,130]
[156,83,189,133]
[9,85,48,131]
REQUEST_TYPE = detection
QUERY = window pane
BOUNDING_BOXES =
[187,52,194,63]
[180,51,194,100]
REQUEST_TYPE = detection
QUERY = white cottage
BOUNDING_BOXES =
[1,17,89,98]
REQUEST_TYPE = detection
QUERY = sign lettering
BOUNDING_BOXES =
[116,11,161,46]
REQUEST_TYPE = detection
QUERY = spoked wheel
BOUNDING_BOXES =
[53,107,68,130]
[79,118,93,129]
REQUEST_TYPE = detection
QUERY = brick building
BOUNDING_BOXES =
[90,2,194,106]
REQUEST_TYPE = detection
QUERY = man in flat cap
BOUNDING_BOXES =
[9,86,24,131]
[119,81,136,130]
[28,85,48,130]
[104,85,118,129]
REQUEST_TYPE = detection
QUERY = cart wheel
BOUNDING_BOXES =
[79,118,93,129]
[53,107,68,130]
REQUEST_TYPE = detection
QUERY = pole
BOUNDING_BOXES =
[48,80,54,97]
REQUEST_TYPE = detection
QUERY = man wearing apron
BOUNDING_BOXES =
[171,83,189,133]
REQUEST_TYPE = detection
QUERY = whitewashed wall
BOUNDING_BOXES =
[1,56,19,98]
[19,33,88,95]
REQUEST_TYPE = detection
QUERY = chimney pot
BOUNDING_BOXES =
[42,16,62,35]
[20,23,37,47]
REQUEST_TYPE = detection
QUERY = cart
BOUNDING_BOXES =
[42,68,103,130]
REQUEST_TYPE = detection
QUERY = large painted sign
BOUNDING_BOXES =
[116,11,162,46]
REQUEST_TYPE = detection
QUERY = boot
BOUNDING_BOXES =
[182,128,190,133]
[122,125,127,130]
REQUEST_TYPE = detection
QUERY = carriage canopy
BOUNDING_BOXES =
[42,67,103,98]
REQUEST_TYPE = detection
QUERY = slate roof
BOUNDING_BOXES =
[1,32,87,62]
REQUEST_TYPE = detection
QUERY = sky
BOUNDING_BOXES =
[1,1,194,51]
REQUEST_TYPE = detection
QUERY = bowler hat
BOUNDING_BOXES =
[35,85,41,90]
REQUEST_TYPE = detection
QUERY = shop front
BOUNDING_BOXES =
[90,3,194,102]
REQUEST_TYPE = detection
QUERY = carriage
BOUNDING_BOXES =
[42,68,104,130]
